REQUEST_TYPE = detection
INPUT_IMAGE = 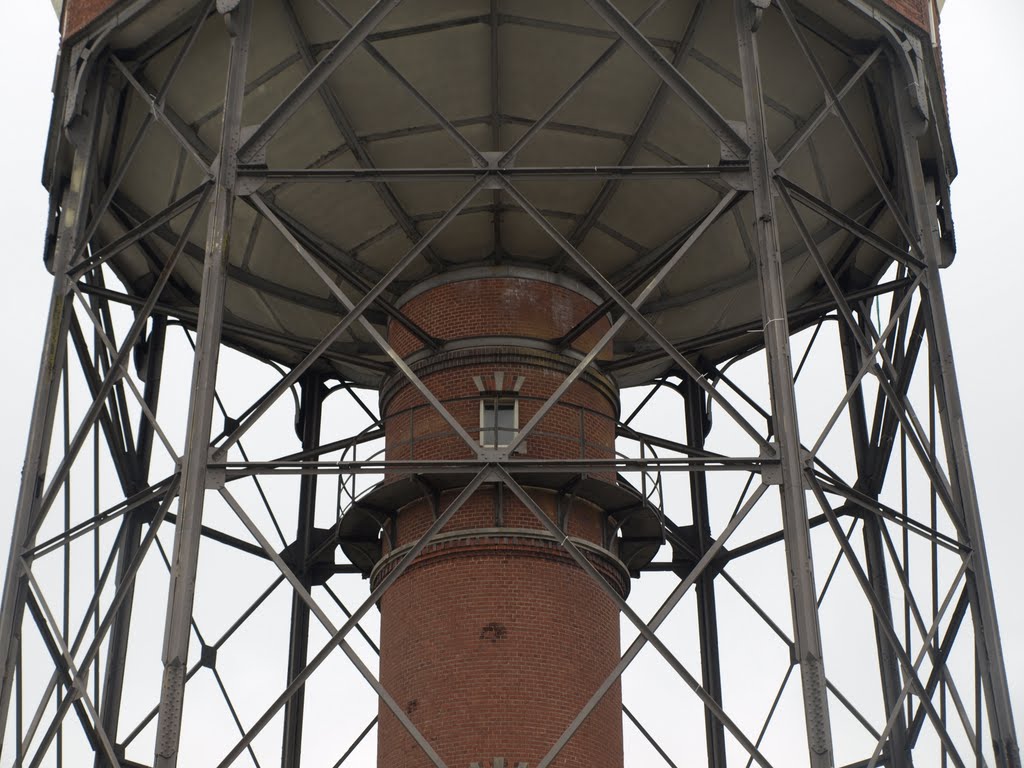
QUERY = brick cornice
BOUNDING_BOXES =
[371,528,631,598]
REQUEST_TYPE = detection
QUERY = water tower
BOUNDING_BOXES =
[1,0,1018,766]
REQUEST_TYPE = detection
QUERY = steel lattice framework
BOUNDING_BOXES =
[0,0,1018,766]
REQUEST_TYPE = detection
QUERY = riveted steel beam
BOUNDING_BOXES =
[889,57,1020,768]
[239,165,747,183]
[734,3,834,763]
[281,374,324,768]
[153,3,252,764]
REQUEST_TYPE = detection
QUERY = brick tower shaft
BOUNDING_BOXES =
[370,271,630,767]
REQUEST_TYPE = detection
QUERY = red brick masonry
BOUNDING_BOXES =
[62,0,120,39]
[881,0,929,30]
[375,535,625,768]
[375,273,625,768]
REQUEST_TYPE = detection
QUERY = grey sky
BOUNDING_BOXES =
[0,0,1020,764]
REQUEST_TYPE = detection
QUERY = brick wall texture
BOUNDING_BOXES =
[383,360,617,474]
[389,277,613,360]
[882,0,929,29]
[376,275,625,767]
[62,0,120,39]
[375,541,625,768]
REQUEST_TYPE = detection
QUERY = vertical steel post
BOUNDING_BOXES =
[0,71,102,758]
[890,60,1020,768]
[97,316,168,761]
[153,4,252,765]
[281,374,325,768]
[838,321,912,768]
[733,2,834,765]
[683,378,728,768]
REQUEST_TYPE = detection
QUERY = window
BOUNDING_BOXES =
[480,398,518,448]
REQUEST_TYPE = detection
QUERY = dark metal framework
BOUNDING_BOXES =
[0,0,1018,766]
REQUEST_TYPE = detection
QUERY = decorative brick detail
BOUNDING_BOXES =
[378,350,614,421]
[373,528,631,598]
[382,356,618,481]
[381,491,613,557]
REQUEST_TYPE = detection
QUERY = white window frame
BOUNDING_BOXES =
[479,396,519,448]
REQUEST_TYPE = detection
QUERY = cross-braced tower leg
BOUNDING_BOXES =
[0,69,103,760]
[96,315,169,764]
[281,373,326,768]
[734,2,835,764]
[838,319,913,768]
[891,60,1021,768]
[153,3,252,765]
[681,378,728,768]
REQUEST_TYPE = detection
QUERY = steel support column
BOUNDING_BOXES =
[891,61,1020,768]
[0,71,103,758]
[281,374,325,768]
[97,316,169,765]
[153,4,252,765]
[734,2,834,765]
[683,378,727,768]
[838,320,912,768]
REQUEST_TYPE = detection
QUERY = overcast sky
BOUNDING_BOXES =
[0,0,1020,764]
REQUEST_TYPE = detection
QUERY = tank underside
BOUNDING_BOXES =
[46,0,954,388]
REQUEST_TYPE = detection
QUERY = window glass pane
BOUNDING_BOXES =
[481,399,517,446]
[481,408,496,429]
[495,404,516,429]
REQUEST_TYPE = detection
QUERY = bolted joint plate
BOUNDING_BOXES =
[760,442,782,485]
[759,442,814,487]
[206,448,227,490]
[280,527,339,586]
[478,151,505,190]
[214,125,266,196]
[670,524,729,579]
[154,659,186,758]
